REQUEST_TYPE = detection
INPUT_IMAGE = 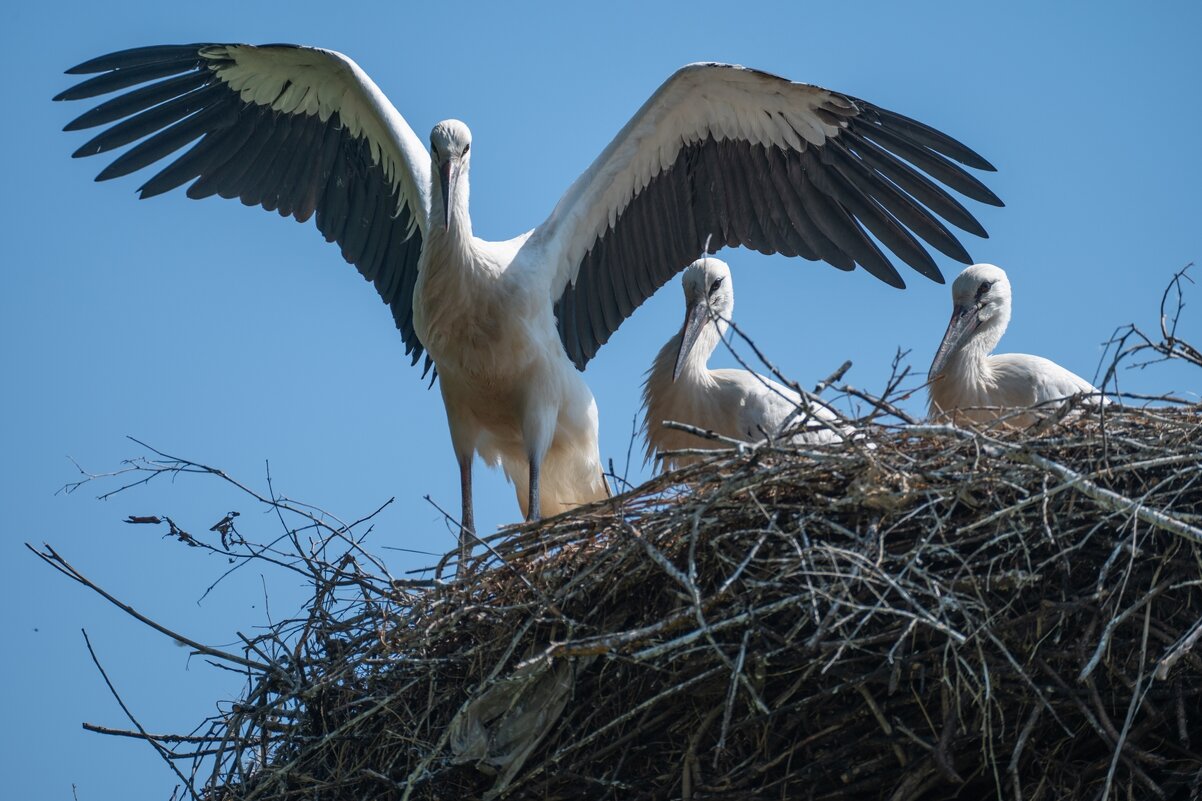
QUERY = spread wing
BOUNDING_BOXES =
[531,63,1002,370]
[57,43,434,372]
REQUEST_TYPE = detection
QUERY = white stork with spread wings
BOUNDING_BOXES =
[57,43,1003,565]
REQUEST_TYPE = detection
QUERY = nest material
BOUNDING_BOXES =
[130,404,1197,801]
[27,264,1196,800]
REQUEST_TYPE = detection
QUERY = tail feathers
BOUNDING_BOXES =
[501,449,609,518]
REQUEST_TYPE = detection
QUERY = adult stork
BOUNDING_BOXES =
[643,258,845,470]
[928,264,1105,425]
[57,43,1004,564]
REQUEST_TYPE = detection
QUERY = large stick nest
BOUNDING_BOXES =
[34,265,1202,800]
[46,404,1202,801]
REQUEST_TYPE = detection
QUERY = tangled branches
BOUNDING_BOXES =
[31,264,1202,801]
[33,402,1202,801]
[1100,263,1200,393]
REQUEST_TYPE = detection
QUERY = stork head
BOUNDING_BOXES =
[928,263,1012,380]
[430,120,472,231]
[674,257,734,381]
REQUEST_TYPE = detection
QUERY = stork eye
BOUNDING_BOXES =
[462,143,470,154]
[975,280,994,300]
[709,277,724,294]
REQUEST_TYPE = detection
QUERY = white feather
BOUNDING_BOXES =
[202,45,431,228]
[643,259,846,470]
[928,264,1107,426]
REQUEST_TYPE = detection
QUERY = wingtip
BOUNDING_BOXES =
[953,148,998,174]
[964,147,998,173]
[915,261,947,285]
[64,54,117,75]
[945,244,975,265]
[94,162,126,182]
[63,44,207,75]
[979,188,1005,208]
[957,218,989,240]
[861,256,907,290]
[62,109,105,132]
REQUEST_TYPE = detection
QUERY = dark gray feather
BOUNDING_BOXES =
[65,45,209,75]
[860,103,997,171]
[825,138,974,261]
[855,121,1003,207]
[64,71,213,131]
[55,59,202,101]
[845,133,988,237]
[95,100,237,181]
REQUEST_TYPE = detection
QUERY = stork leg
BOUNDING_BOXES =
[442,390,480,575]
[522,405,555,524]
[526,453,541,523]
[458,452,476,568]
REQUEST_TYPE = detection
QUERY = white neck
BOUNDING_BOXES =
[642,329,713,466]
[928,311,1010,416]
[649,332,702,388]
[962,303,1009,370]
[683,315,728,381]
[953,325,999,376]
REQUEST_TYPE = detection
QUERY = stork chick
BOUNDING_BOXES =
[928,263,1104,425]
[643,259,844,469]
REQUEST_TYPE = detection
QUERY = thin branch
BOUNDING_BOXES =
[82,630,199,799]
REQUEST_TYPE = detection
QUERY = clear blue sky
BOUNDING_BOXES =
[3,2,1199,798]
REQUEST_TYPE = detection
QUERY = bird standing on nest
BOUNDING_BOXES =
[643,258,846,469]
[58,44,1004,566]
[928,264,1106,425]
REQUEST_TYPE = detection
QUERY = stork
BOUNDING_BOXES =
[928,264,1105,425]
[643,258,845,469]
[57,43,1004,565]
